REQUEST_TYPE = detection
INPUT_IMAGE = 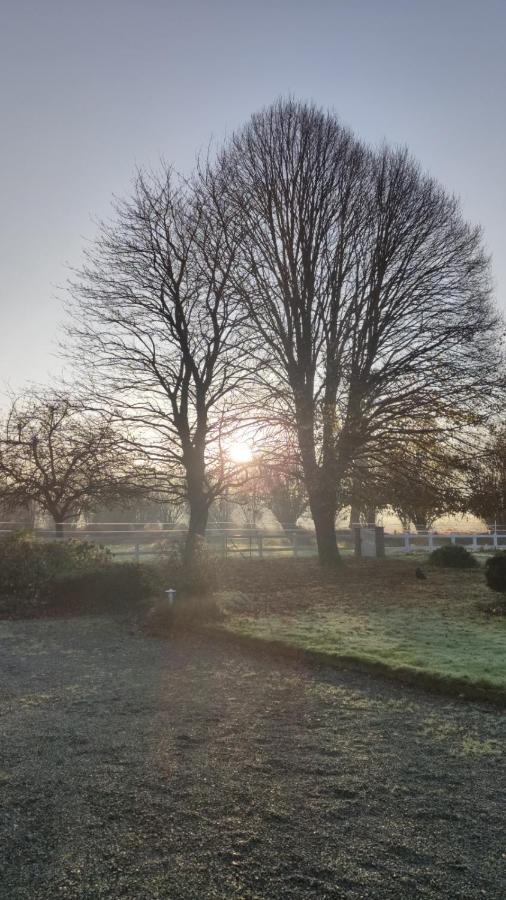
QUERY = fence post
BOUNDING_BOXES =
[472,534,478,551]
[428,532,434,552]
[258,531,263,559]
[450,534,456,545]
[404,532,410,552]
[493,531,498,550]
[293,530,298,557]
[134,543,140,562]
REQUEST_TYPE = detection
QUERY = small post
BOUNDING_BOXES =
[293,530,298,558]
[428,532,434,552]
[165,588,176,607]
[472,534,478,551]
[493,531,498,550]
[450,534,456,545]
[134,542,140,562]
[258,531,263,558]
[404,531,410,553]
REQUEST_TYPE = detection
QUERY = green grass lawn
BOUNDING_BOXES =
[216,558,506,701]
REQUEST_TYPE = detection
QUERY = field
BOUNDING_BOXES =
[216,557,506,703]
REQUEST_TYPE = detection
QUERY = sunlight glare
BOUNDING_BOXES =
[228,441,253,464]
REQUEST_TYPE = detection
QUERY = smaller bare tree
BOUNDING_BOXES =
[468,427,506,530]
[67,163,247,564]
[347,436,465,531]
[0,391,141,536]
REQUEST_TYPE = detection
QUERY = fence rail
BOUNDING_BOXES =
[1,524,505,560]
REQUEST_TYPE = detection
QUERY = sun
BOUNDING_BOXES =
[228,441,253,464]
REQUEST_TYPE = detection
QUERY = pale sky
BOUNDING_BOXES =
[1,0,505,390]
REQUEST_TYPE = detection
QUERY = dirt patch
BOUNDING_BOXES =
[0,615,504,898]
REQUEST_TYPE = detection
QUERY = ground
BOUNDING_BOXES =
[0,615,504,898]
[217,558,506,700]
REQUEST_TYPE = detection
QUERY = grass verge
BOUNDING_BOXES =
[211,558,506,706]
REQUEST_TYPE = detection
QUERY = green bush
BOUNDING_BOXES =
[484,552,506,595]
[47,562,160,613]
[428,544,478,569]
[0,531,111,606]
[157,538,219,598]
[0,531,219,618]
[146,593,223,634]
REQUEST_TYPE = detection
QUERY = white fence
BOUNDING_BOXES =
[396,531,506,553]
[1,523,505,559]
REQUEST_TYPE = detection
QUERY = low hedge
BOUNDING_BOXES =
[47,562,161,614]
[428,544,478,569]
[485,552,506,593]
[0,531,220,618]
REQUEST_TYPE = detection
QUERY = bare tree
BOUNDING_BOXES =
[221,99,501,565]
[348,437,465,531]
[67,164,246,563]
[467,427,506,530]
[0,392,138,536]
[261,464,307,532]
[255,432,307,531]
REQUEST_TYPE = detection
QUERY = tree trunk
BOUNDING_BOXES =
[183,500,208,566]
[183,445,209,566]
[306,478,340,566]
[349,502,361,528]
[294,394,341,567]
[311,501,340,566]
[363,505,376,526]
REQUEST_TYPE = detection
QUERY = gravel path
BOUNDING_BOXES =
[0,616,504,899]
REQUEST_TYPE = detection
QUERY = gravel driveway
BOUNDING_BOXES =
[0,615,504,899]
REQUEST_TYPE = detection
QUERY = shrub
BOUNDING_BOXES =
[41,538,112,572]
[0,531,111,605]
[145,593,223,634]
[484,552,506,594]
[47,562,160,613]
[157,538,219,598]
[428,544,478,569]
[0,531,219,618]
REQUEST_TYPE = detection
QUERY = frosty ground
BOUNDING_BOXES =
[0,615,504,899]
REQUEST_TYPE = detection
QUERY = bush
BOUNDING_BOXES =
[145,593,223,634]
[141,539,221,632]
[0,532,153,617]
[47,562,160,613]
[428,544,478,569]
[157,538,219,598]
[0,531,219,618]
[0,531,112,607]
[484,552,506,594]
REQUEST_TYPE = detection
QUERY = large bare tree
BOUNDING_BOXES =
[221,99,501,565]
[67,164,246,563]
[0,391,137,535]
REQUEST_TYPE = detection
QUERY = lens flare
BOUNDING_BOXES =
[228,441,253,463]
